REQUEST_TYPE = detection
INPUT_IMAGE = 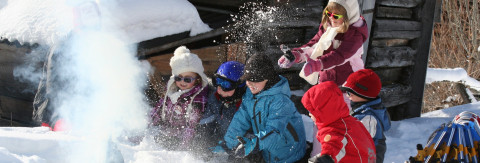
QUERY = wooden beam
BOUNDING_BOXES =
[371,39,409,47]
[366,46,416,68]
[188,0,252,8]
[377,0,422,8]
[407,0,439,118]
[373,68,404,85]
[139,28,227,57]
[195,6,235,15]
[380,84,412,108]
[373,31,421,39]
[374,19,421,31]
[376,6,413,19]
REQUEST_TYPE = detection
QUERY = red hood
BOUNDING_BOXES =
[301,81,350,128]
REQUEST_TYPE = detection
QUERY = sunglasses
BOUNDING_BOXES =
[174,76,197,83]
[325,10,343,20]
[213,74,243,91]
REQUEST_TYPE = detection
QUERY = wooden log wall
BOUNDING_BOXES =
[155,0,439,120]
[227,0,440,120]
[369,0,440,120]
[0,42,37,126]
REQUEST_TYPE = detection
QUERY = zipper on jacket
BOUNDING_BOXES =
[252,100,259,133]
[287,122,299,142]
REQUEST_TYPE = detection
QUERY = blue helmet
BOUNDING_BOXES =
[216,61,245,82]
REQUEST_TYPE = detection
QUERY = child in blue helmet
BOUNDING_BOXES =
[199,61,247,148]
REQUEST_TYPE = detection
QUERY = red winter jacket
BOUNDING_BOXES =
[302,81,376,163]
[298,17,368,86]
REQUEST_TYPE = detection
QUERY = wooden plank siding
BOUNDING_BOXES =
[146,0,440,120]
[368,0,441,120]
[0,42,37,126]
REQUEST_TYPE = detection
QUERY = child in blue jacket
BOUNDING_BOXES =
[340,69,391,163]
[213,54,306,162]
[200,61,246,147]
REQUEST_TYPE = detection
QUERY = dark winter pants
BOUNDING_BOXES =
[376,139,387,163]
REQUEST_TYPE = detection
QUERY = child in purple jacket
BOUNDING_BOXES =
[150,46,209,150]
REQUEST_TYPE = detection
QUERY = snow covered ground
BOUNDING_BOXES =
[0,99,478,163]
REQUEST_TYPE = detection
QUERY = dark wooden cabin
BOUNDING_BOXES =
[0,0,441,126]
[144,0,441,121]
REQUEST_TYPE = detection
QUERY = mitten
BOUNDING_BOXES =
[303,57,323,77]
[210,140,232,155]
[308,154,335,163]
[234,136,260,158]
[278,44,295,68]
[278,54,295,68]
[291,47,305,62]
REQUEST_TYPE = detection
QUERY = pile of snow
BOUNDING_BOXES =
[0,102,478,162]
[426,68,480,90]
[0,0,211,46]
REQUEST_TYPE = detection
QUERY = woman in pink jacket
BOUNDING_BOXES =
[301,81,376,163]
[278,0,368,86]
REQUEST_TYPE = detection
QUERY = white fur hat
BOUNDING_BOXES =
[329,0,360,25]
[168,46,208,88]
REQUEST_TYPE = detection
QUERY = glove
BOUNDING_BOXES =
[303,57,323,77]
[278,45,304,68]
[308,154,335,163]
[210,140,231,155]
[234,136,260,158]
[278,53,295,68]
[291,47,305,62]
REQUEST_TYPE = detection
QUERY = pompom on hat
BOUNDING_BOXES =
[168,46,208,88]
[340,69,381,100]
[329,0,360,25]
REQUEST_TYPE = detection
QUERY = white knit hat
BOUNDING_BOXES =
[160,46,209,121]
[329,0,360,25]
[167,46,209,88]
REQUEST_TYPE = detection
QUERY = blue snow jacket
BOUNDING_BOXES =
[224,76,306,163]
[352,98,391,145]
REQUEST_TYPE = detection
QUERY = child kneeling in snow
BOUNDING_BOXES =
[149,46,209,150]
[200,61,247,147]
[212,54,306,162]
[302,81,376,163]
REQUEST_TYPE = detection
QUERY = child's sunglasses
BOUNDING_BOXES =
[325,10,343,20]
[174,76,197,83]
[213,74,243,91]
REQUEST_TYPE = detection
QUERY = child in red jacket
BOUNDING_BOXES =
[302,81,376,163]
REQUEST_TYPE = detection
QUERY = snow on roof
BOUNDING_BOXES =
[0,0,211,46]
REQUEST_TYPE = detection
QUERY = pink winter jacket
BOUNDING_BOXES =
[297,17,368,86]
[150,83,208,149]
